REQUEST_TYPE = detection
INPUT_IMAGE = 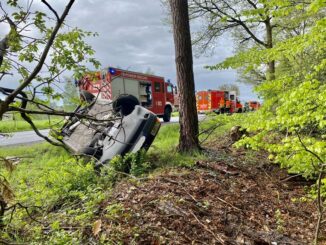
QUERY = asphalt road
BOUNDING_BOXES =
[0,116,186,147]
[0,129,51,147]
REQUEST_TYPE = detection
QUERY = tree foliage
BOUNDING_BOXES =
[208,0,325,242]
[0,0,100,122]
[0,0,100,230]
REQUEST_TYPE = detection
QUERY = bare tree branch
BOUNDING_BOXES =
[8,106,120,123]
[295,130,324,165]
[41,0,59,21]
[191,0,267,47]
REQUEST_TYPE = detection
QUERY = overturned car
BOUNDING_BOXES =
[57,91,161,167]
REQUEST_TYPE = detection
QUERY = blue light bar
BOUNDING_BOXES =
[108,67,116,75]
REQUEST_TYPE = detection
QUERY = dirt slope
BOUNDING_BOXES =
[92,144,324,244]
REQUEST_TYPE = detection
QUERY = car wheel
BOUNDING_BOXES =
[113,94,140,116]
[163,107,171,122]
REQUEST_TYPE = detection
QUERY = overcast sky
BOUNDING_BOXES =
[0,0,258,101]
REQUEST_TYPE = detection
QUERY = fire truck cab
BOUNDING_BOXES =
[78,67,175,122]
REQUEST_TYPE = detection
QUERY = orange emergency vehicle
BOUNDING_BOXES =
[236,98,243,113]
[196,90,241,114]
[248,101,261,111]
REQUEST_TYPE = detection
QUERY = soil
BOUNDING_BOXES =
[94,136,325,244]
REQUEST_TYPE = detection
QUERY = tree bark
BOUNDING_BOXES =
[265,19,275,80]
[169,0,200,152]
[0,199,7,227]
[0,36,8,69]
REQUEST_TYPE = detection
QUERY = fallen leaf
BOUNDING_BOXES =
[93,219,102,236]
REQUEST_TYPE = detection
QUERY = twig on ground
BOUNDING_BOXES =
[158,177,180,185]
[42,226,84,231]
[0,238,27,245]
[199,123,223,144]
[261,168,273,181]
[280,173,304,182]
[182,188,199,203]
[6,202,43,224]
[215,196,242,211]
[189,209,225,243]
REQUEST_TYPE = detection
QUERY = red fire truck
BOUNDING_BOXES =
[78,67,175,122]
[196,90,242,114]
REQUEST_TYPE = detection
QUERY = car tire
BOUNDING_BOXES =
[163,107,171,122]
[113,94,140,116]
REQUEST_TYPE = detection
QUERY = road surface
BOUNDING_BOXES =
[1,116,201,147]
[0,129,50,147]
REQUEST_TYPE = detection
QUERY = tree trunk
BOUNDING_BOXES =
[0,36,8,69]
[169,0,200,152]
[266,20,275,80]
[0,199,7,227]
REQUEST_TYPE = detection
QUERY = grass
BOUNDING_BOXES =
[0,113,248,243]
[148,123,205,168]
[0,143,101,243]
[0,143,71,194]
[1,113,247,193]
[171,111,179,117]
[147,113,247,168]
[0,118,63,133]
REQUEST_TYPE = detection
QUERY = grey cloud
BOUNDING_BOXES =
[0,0,258,103]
